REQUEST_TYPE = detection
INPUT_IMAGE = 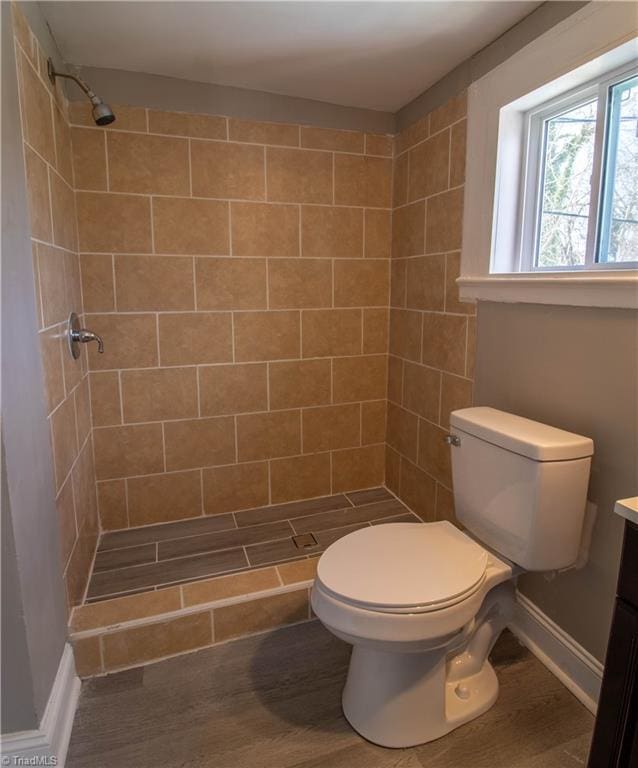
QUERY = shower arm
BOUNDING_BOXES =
[46,60,102,106]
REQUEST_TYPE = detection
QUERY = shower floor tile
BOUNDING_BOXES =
[84,487,420,603]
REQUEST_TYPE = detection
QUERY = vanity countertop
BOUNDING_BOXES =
[615,497,638,526]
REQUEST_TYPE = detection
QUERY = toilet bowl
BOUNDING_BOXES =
[311,407,594,748]
[311,521,515,747]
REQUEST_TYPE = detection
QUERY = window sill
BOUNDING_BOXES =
[457,272,638,309]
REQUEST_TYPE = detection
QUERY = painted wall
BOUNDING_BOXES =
[474,302,637,660]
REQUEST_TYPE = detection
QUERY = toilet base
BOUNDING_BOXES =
[342,644,499,748]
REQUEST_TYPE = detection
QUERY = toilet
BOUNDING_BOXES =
[311,407,594,748]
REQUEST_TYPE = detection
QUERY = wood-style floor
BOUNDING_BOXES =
[86,488,418,602]
[66,621,593,767]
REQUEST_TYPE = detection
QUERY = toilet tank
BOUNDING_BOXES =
[449,407,594,571]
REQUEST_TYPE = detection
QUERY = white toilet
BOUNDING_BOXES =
[311,407,594,748]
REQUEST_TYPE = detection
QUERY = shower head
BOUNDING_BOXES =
[47,58,115,126]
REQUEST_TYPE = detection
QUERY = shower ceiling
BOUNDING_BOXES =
[39,1,542,112]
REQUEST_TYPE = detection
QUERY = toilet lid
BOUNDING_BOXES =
[316,522,489,613]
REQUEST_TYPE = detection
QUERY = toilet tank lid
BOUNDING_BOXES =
[450,407,594,461]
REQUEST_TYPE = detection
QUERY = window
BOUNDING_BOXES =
[520,65,638,272]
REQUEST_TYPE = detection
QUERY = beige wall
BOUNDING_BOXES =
[13,4,99,612]
[68,101,393,529]
[475,302,637,661]
[386,92,475,522]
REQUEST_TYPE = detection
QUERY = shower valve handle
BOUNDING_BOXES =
[67,312,104,359]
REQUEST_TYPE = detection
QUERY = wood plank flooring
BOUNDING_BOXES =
[66,622,593,768]
[86,488,418,602]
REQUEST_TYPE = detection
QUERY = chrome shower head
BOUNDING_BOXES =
[47,58,116,126]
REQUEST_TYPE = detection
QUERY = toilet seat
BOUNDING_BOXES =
[316,521,489,615]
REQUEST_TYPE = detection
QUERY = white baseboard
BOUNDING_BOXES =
[508,590,604,715]
[1,644,80,767]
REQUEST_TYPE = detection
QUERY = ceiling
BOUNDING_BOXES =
[40,1,542,113]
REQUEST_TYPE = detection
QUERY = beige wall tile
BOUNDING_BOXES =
[400,457,436,522]
[390,259,407,308]
[158,312,233,365]
[426,187,463,254]
[362,308,388,354]
[421,312,467,375]
[403,361,440,422]
[303,404,360,453]
[266,147,332,204]
[332,444,385,492]
[409,130,450,202]
[301,206,363,259]
[229,119,299,146]
[164,417,236,470]
[435,483,458,525]
[72,440,99,533]
[417,418,452,487]
[234,311,300,362]
[196,257,267,310]
[430,91,467,133]
[36,244,66,328]
[12,4,38,67]
[302,308,362,358]
[386,402,418,462]
[389,308,422,362]
[361,400,386,445]
[269,359,331,409]
[97,479,128,530]
[50,172,78,252]
[72,586,181,631]
[440,373,473,428]
[32,243,42,328]
[24,145,52,241]
[214,590,308,642]
[444,252,474,315]
[199,363,267,416]
[102,612,212,670]
[71,128,107,190]
[450,120,467,187]
[334,154,392,207]
[90,372,121,427]
[107,132,189,195]
[182,568,280,606]
[18,51,55,165]
[270,452,330,503]
[236,410,301,461]
[121,367,198,423]
[61,341,83,396]
[148,110,226,140]
[69,102,147,132]
[114,255,194,311]
[231,202,299,257]
[127,471,202,525]
[191,140,265,200]
[364,209,391,259]
[277,558,319,584]
[77,192,152,253]
[53,104,73,185]
[65,525,98,608]
[75,376,92,446]
[365,133,392,157]
[63,250,82,313]
[39,327,65,413]
[406,254,445,311]
[80,254,115,312]
[392,152,409,208]
[385,445,401,495]
[56,476,77,567]
[93,423,164,480]
[203,461,269,514]
[301,126,364,153]
[334,259,389,307]
[387,355,403,404]
[392,201,425,258]
[153,197,229,255]
[84,314,158,370]
[333,355,387,403]
[50,395,78,490]
[73,636,102,677]
[395,115,429,155]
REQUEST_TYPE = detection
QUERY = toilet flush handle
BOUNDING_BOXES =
[444,434,461,447]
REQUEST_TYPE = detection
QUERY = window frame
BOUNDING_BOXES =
[518,62,638,274]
